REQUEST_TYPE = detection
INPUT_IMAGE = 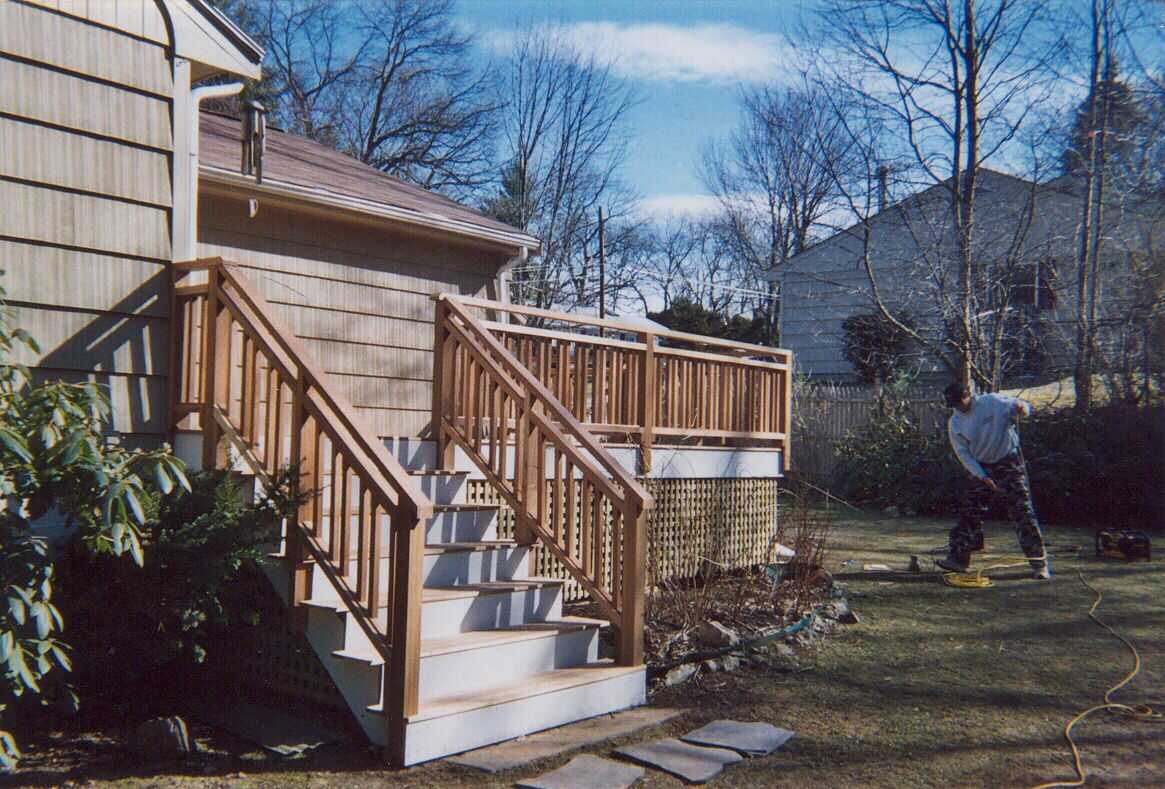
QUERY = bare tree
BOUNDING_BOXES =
[485,27,637,312]
[701,85,850,340]
[628,219,740,315]
[226,0,499,196]
[806,0,1064,389]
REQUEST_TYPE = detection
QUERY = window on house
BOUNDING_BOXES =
[1010,260,1058,310]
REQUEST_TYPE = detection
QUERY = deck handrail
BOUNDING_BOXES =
[452,296,793,473]
[171,258,431,753]
[433,294,652,665]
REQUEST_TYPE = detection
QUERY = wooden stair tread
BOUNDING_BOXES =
[378,661,643,722]
[424,540,519,555]
[408,470,467,476]
[417,578,565,603]
[432,503,499,512]
[331,617,607,665]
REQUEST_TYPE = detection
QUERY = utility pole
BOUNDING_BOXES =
[597,206,607,320]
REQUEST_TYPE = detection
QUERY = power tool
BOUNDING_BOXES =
[1094,528,1152,562]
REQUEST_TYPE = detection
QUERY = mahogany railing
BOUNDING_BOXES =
[432,295,654,665]
[448,296,793,474]
[171,258,432,757]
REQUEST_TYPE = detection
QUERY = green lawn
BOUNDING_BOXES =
[14,513,1164,788]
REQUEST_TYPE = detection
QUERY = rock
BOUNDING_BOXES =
[664,663,698,686]
[720,655,743,672]
[884,505,900,517]
[822,598,854,622]
[774,643,796,659]
[838,609,861,625]
[695,620,740,648]
[812,618,837,636]
[131,716,192,760]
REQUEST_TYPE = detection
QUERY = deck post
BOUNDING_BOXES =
[638,333,656,475]
[618,499,646,666]
[200,264,228,470]
[287,372,313,626]
[385,509,425,765]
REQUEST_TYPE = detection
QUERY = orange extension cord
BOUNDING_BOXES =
[1028,570,1162,789]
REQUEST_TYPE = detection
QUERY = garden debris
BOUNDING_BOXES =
[822,598,859,624]
[448,708,682,773]
[679,720,794,757]
[614,738,742,783]
[863,563,892,572]
[516,754,645,789]
[130,717,192,760]
[189,700,339,757]
[702,654,743,673]
[695,620,740,648]
[664,663,699,686]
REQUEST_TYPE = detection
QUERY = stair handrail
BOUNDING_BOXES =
[172,258,431,756]
[433,293,653,666]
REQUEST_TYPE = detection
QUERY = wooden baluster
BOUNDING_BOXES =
[517,395,539,546]
[487,377,498,474]
[497,390,509,484]
[619,499,645,666]
[591,487,602,588]
[473,366,485,454]
[639,334,655,475]
[352,485,368,585]
[557,342,569,408]
[535,431,547,535]
[432,300,455,470]
[354,459,368,607]
[610,350,622,426]
[552,449,564,545]
[580,479,592,575]
[575,345,588,422]
[611,504,623,605]
[565,460,576,561]
[367,497,382,620]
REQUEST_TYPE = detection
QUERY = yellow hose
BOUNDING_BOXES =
[942,554,1044,589]
[1029,570,1162,789]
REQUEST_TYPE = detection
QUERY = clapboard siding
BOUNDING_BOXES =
[8,305,168,376]
[0,180,170,260]
[0,56,171,149]
[1,2,174,438]
[198,195,506,437]
[1,2,170,94]
[0,241,168,316]
[2,118,172,206]
[21,0,169,44]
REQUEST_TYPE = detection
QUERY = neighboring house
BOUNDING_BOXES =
[2,0,794,765]
[778,168,1163,384]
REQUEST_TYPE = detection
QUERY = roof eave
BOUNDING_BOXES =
[200,165,542,255]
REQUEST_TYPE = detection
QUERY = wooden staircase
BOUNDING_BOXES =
[170,259,647,765]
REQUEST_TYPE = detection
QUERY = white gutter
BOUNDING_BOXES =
[179,82,245,261]
[199,165,543,255]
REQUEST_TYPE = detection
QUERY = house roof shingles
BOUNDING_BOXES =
[199,111,538,251]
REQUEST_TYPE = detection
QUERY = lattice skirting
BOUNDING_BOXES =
[467,477,780,602]
[206,570,352,722]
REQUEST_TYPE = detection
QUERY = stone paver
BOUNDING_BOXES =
[515,754,645,789]
[679,719,794,757]
[448,707,682,773]
[614,738,742,784]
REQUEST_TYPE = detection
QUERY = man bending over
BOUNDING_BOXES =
[938,382,1050,580]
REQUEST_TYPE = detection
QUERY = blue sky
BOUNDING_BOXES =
[454,1,810,217]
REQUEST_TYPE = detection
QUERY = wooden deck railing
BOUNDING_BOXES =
[448,296,792,473]
[432,295,654,665]
[171,258,433,755]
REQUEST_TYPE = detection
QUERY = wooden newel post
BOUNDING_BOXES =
[287,372,314,624]
[638,333,656,475]
[431,298,455,470]
[618,498,646,666]
[201,264,229,470]
[515,393,540,546]
[385,505,425,764]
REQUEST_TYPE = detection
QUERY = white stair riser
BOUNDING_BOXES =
[416,586,564,639]
[309,561,390,602]
[299,606,387,743]
[426,509,498,544]
[401,669,646,764]
[412,474,468,505]
[423,546,530,586]
[418,627,598,701]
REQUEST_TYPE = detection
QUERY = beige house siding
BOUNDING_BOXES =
[197,192,508,437]
[0,0,174,441]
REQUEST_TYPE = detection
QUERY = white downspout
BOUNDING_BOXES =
[176,80,245,261]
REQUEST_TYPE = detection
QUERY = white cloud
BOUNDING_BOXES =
[636,193,723,219]
[484,22,794,85]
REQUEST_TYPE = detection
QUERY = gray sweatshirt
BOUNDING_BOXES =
[947,393,1031,480]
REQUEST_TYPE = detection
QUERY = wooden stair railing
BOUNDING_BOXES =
[432,295,654,665]
[171,258,433,759]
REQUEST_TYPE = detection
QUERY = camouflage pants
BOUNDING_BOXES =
[949,453,1046,568]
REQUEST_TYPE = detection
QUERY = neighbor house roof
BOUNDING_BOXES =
[198,111,541,254]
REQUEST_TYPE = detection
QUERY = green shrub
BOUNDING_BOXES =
[832,394,1165,529]
[55,467,303,695]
